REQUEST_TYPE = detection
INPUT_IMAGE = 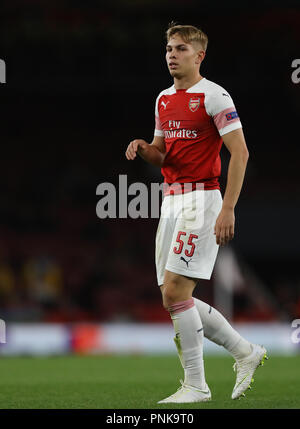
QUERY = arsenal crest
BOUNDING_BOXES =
[189,97,200,112]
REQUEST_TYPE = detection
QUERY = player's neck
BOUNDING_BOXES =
[174,74,203,91]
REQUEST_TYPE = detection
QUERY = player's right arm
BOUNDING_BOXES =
[125,135,166,167]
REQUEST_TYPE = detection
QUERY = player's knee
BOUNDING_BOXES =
[161,282,183,309]
[161,273,196,310]
[162,291,174,309]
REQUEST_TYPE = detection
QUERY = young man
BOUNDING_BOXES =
[125,23,267,403]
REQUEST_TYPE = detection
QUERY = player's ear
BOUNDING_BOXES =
[197,50,205,64]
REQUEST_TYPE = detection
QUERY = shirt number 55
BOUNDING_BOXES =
[173,231,198,257]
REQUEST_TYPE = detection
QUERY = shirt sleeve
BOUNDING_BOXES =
[154,95,164,137]
[205,88,242,136]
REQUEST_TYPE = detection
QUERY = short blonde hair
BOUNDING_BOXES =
[166,22,208,52]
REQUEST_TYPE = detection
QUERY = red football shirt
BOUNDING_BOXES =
[154,77,242,195]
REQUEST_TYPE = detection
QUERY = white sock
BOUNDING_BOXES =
[193,297,252,360]
[168,298,206,389]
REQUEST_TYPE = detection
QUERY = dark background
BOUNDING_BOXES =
[0,0,299,323]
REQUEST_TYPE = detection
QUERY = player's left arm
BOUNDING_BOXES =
[214,128,249,246]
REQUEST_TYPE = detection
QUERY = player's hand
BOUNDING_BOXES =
[125,139,148,160]
[214,207,235,246]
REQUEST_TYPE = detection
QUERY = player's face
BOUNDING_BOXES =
[166,34,203,79]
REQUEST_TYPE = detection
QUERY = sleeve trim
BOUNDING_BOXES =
[219,122,242,136]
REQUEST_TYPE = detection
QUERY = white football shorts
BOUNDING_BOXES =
[155,189,223,286]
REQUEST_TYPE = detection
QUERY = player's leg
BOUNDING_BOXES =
[162,271,206,390]
[193,297,252,359]
[161,189,267,399]
[166,190,252,359]
[157,270,211,404]
[188,189,268,398]
[156,190,212,403]
[192,297,268,398]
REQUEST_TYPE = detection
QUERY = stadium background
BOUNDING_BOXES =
[0,0,300,357]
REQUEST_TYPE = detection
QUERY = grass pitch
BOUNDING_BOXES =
[0,354,299,409]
